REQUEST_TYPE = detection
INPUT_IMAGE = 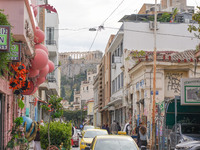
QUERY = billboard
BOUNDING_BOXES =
[0,25,10,52]
[181,78,200,105]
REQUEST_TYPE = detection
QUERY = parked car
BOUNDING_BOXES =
[77,128,82,136]
[72,127,79,147]
[80,129,108,150]
[175,141,200,150]
[85,135,139,150]
[82,125,95,136]
[168,123,200,149]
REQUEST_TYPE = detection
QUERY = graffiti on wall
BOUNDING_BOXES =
[165,72,183,93]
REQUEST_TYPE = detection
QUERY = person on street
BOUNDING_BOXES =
[105,124,110,134]
[123,120,131,135]
[102,124,106,129]
[110,120,118,135]
[136,122,142,145]
[40,120,44,126]
[138,126,147,148]
[117,122,121,131]
[34,122,42,150]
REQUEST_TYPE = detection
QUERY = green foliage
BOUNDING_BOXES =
[0,10,14,76]
[61,73,86,101]
[6,117,28,149]
[130,50,146,58]
[41,95,63,119]
[14,117,23,127]
[63,109,87,126]
[158,12,171,22]
[17,99,25,110]
[188,7,200,40]
[40,122,71,149]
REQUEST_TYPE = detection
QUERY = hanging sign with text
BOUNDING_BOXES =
[10,43,21,62]
[0,25,10,52]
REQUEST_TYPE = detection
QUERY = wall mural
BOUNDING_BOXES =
[165,72,183,93]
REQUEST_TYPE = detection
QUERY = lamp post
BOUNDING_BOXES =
[151,0,157,149]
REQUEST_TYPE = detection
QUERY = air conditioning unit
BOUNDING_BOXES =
[111,63,116,69]
[114,56,121,63]
[149,21,159,30]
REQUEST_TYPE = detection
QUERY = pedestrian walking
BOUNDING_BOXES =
[138,126,147,148]
[117,122,121,131]
[34,122,42,150]
[105,124,110,134]
[102,124,106,129]
[110,120,118,135]
[123,120,131,135]
[136,122,142,145]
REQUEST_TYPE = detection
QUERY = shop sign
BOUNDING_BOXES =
[181,78,200,105]
[0,25,10,52]
[10,43,21,62]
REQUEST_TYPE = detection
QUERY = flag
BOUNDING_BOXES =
[39,4,57,13]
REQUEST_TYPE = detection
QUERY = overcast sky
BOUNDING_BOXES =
[48,0,198,53]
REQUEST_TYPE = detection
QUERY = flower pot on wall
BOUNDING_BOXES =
[31,49,48,70]
[21,81,34,95]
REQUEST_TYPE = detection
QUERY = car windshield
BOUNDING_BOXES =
[181,125,200,134]
[83,126,95,130]
[94,138,138,150]
[84,130,108,138]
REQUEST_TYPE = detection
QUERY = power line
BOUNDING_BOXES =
[89,30,99,51]
[101,0,125,25]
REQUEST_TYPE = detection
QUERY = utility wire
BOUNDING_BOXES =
[89,30,99,51]
[101,0,125,25]
[88,0,125,51]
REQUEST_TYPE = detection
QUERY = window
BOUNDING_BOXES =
[112,80,114,94]
[121,72,124,87]
[118,75,120,89]
[115,78,117,91]
[120,42,123,56]
[87,86,88,90]
[89,77,91,81]
[46,27,54,45]
[83,87,84,90]
[112,54,114,63]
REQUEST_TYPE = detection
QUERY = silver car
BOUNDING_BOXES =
[168,123,200,149]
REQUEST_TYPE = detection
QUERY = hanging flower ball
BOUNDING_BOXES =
[21,81,34,95]
[48,60,55,73]
[35,44,49,55]
[34,26,45,44]
[36,77,46,86]
[31,49,48,70]
[39,65,49,77]
[28,68,39,78]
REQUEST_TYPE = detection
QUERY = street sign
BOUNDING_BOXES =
[10,43,21,62]
[0,25,10,52]
[181,78,200,105]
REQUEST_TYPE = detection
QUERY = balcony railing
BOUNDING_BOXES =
[47,74,56,82]
[46,40,56,45]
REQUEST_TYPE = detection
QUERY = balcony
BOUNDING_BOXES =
[46,40,57,45]
[47,74,56,83]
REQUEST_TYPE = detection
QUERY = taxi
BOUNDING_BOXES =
[80,129,108,150]
[81,125,95,136]
[85,135,139,150]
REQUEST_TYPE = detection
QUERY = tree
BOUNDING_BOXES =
[188,7,200,51]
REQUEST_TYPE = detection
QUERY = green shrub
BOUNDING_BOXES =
[40,122,71,149]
